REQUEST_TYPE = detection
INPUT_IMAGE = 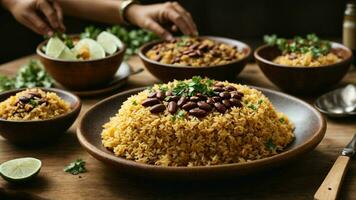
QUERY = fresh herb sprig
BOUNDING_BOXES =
[0,60,54,93]
[263,34,332,58]
[172,76,215,97]
[64,159,87,175]
[106,25,158,59]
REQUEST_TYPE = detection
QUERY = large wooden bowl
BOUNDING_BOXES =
[254,42,352,94]
[77,87,326,180]
[138,36,251,82]
[36,36,126,91]
[0,88,81,146]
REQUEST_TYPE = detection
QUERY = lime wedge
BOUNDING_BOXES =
[97,31,123,55]
[0,157,42,183]
[59,46,77,60]
[74,38,105,60]
[45,37,66,58]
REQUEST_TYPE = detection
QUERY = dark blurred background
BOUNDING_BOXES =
[0,0,348,64]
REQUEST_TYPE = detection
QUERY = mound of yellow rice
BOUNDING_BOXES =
[0,88,71,120]
[273,52,341,67]
[101,80,294,166]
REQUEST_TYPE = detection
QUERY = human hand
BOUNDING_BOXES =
[125,1,198,40]
[2,0,65,36]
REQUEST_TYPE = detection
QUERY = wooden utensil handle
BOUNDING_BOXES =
[314,156,350,200]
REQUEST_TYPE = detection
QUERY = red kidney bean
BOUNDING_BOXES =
[168,101,178,114]
[165,91,173,96]
[230,91,241,99]
[212,96,222,103]
[230,98,243,107]
[214,102,227,113]
[214,83,224,87]
[177,96,187,106]
[19,96,30,103]
[182,101,197,110]
[28,92,41,98]
[212,87,224,92]
[147,92,157,98]
[219,91,231,99]
[168,96,179,102]
[189,43,199,50]
[150,104,166,114]
[142,98,160,107]
[222,99,231,108]
[156,91,165,100]
[206,98,214,105]
[197,101,212,111]
[196,93,207,100]
[225,85,237,91]
[189,108,207,117]
[190,96,200,102]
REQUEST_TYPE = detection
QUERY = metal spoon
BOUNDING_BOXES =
[314,84,356,117]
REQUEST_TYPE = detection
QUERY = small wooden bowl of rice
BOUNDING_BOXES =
[254,42,352,94]
[0,88,81,146]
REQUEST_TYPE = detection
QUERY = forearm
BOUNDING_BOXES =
[58,0,124,24]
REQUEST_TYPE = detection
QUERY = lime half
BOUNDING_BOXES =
[0,157,42,183]
[59,46,77,60]
[45,37,66,58]
[97,31,123,55]
[74,38,105,60]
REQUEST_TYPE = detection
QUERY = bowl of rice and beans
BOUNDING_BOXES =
[255,34,352,94]
[139,36,251,82]
[0,88,81,145]
[78,77,326,179]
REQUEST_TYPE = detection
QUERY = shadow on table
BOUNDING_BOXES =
[95,150,342,200]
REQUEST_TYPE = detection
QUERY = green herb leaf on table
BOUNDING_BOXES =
[0,60,54,93]
[64,159,87,175]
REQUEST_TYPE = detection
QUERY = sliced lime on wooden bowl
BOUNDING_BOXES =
[45,37,66,58]
[0,157,42,183]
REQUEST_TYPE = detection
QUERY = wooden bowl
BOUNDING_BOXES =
[138,36,251,82]
[254,42,352,94]
[36,36,126,91]
[77,87,326,180]
[0,88,81,146]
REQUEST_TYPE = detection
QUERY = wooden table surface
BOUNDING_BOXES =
[0,55,355,200]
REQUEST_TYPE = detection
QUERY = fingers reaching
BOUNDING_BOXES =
[36,0,60,30]
[25,12,52,35]
[52,1,65,31]
[171,2,198,36]
[143,19,173,40]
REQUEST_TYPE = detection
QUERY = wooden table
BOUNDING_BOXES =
[0,55,355,200]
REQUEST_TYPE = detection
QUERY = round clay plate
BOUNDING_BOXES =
[77,87,326,180]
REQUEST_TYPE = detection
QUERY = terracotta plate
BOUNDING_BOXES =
[77,87,326,180]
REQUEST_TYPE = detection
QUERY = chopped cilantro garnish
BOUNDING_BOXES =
[28,99,38,107]
[248,104,257,110]
[172,110,186,121]
[265,139,277,151]
[158,85,169,93]
[64,159,87,175]
[172,76,214,97]
[263,33,331,58]
[132,100,137,105]
[258,100,263,104]
[279,117,285,123]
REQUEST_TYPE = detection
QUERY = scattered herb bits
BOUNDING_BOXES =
[64,159,87,175]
